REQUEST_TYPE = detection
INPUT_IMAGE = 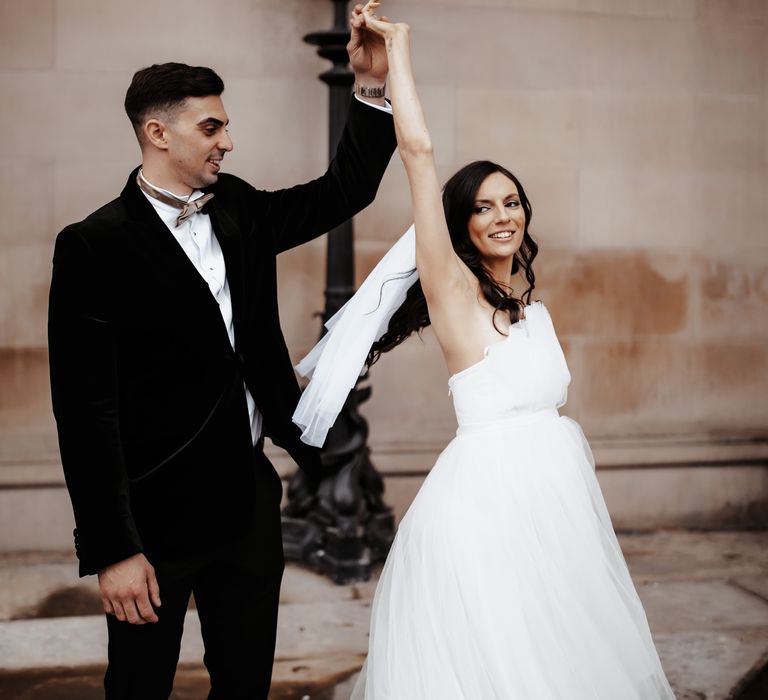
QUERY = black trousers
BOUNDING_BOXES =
[103,450,285,700]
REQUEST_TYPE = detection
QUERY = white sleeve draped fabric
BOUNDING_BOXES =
[292,225,418,447]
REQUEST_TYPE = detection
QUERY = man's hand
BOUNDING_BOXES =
[98,553,161,625]
[348,2,389,101]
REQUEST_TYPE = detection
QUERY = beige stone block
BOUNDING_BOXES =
[0,72,57,158]
[691,95,766,171]
[764,96,768,169]
[577,14,694,92]
[55,0,318,79]
[598,465,768,530]
[53,75,137,161]
[696,342,768,420]
[578,168,694,249]
[369,443,445,476]
[389,0,696,20]
[687,170,768,251]
[692,14,767,96]
[588,431,768,471]
[0,558,91,620]
[580,93,694,170]
[399,4,699,92]
[571,338,768,435]
[538,248,690,337]
[223,77,327,182]
[0,0,55,69]
[353,158,414,243]
[697,254,768,338]
[418,84,456,167]
[0,349,52,434]
[575,0,696,20]
[403,5,583,91]
[0,487,74,552]
[0,244,51,348]
[0,72,136,161]
[578,168,768,251]
[696,0,768,22]
[456,89,581,169]
[0,158,54,246]
[52,158,138,235]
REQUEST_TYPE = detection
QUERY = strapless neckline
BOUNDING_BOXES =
[447,304,534,386]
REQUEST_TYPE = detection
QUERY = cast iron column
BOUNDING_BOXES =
[281,0,395,584]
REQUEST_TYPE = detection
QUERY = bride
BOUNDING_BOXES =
[295,2,676,698]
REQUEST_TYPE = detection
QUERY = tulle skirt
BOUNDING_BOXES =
[351,412,676,699]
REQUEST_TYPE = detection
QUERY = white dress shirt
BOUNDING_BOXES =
[138,170,263,445]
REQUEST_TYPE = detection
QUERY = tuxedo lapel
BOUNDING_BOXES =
[118,169,231,341]
[208,201,247,350]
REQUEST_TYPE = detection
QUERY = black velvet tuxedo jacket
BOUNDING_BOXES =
[48,97,396,576]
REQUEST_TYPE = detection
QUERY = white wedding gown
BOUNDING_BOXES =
[351,301,675,699]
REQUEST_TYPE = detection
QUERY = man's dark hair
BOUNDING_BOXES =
[124,62,225,141]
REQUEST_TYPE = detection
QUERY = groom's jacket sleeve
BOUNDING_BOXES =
[229,95,397,255]
[212,96,396,465]
[48,226,143,576]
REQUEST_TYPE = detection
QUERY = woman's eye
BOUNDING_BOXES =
[474,206,489,214]
[506,200,520,208]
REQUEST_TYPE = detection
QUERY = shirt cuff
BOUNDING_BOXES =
[354,93,393,115]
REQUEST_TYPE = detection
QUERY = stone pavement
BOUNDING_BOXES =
[0,530,766,699]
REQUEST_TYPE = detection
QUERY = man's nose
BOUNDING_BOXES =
[220,130,234,152]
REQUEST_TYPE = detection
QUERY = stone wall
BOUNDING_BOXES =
[1,0,766,550]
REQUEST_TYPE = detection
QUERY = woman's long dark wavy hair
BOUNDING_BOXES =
[367,160,538,367]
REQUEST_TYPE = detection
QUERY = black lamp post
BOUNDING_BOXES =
[281,0,395,584]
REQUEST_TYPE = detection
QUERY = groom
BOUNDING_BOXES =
[47,11,395,700]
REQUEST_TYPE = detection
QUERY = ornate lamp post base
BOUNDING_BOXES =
[284,371,396,581]
[281,0,395,584]
[283,385,395,584]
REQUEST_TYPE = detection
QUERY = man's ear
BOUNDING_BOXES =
[143,119,169,150]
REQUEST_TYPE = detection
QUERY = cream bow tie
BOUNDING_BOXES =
[137,173,214,227]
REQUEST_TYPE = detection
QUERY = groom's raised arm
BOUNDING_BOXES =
[240,2,397,253]
[258,96,396,254]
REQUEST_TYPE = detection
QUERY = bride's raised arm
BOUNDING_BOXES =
[359,2,470,306]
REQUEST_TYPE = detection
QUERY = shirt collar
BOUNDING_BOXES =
[138,168,204,204]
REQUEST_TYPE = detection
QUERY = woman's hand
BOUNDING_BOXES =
[359,1,410,42]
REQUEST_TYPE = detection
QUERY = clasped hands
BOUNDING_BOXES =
[348,1,409,92]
